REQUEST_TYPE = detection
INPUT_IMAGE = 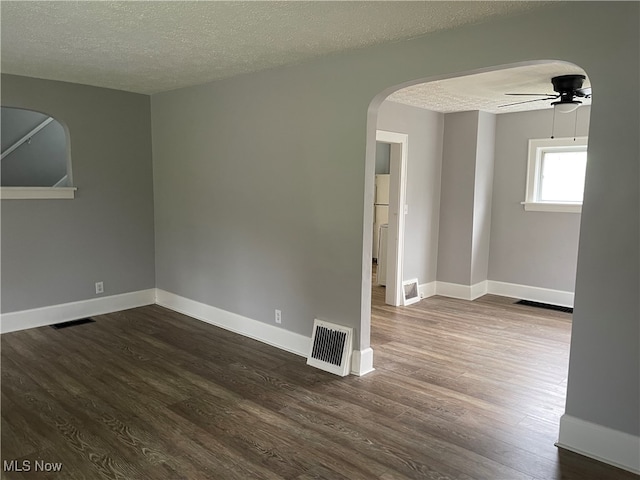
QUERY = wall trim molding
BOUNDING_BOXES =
[487,280,574,307]
[0,186,77,200]
[155,289,311,358]
[470,280,489,300]
[425,280,574,307]
[2,288,376,377]
[376,130,409,307]
[557,414,640,474]
[419,282,437,299]
[435,280,487,301]
[0,289,156,334]
[351,347,375,376]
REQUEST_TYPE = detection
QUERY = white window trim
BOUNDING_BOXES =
[523,136,588,213]
[522,201,582,213]
[0,187,77,200]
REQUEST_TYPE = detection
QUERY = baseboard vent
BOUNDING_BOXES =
[51,318,95,329]
[516,300,573,314]
[307,319,353,376]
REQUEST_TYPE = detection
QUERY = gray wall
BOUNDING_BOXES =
[151,67,369,338]
[1,74,156,313]
[488,107,591,291]
[148,2,637,437]
[375,103,579,292]
[437,110,495,286]
[376,100,443,285]
[437,111,478,285]
[471,111,495,285]
[2,107,68,187]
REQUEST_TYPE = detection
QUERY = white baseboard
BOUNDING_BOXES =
[419,282,436,299]
[487,280,574,307]
[0,289,156,334]
[435,280,487,301]
[351,347,375,376]
[428,280,574,307]
[557,414,640,474]
[470,280,489,300]
[156,289,311,358]
[3,288,371,376]
[158,290,373,376]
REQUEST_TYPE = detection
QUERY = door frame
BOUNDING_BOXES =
[376,130,408,306]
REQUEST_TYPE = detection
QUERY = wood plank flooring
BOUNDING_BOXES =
[2,289,638,479]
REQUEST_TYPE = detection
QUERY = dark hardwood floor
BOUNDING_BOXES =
[2,287,638,479]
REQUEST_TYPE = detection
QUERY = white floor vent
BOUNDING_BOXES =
[307,319,353,376]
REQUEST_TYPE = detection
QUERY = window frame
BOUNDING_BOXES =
[522,136,588,213]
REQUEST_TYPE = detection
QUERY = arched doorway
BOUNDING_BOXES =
[359,60,591,374]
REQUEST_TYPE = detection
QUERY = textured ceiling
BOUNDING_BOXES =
[1,1,551,95]
[387,62,591,114]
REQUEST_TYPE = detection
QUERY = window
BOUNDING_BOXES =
[1,106,75,199]
[523,137,588,213]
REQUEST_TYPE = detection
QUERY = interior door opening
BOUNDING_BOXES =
[374,130,408,307]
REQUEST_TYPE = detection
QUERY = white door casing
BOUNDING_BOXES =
[376,130,408,307]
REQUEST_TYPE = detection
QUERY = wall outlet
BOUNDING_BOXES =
[95,281,104,295]
[275,309,282,324]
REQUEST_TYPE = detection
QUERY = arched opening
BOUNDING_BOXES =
[0,106,74,199]
[357,59,595,474]
[360,59,591,392]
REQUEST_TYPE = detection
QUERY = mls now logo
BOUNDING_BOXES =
[3,459,63,472]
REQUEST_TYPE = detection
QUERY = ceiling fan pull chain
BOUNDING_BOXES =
[551,108,557,139]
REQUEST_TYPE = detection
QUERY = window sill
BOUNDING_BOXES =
[521,201,581,213]
[0,187,77,200]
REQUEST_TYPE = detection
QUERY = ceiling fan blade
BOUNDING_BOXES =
[498,97,554,108]
[505,93,557,97]
[575,87,592,98]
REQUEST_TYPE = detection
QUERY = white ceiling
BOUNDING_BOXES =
[387,62,591,114]
[2,2,588,114]
[2,1,553,96]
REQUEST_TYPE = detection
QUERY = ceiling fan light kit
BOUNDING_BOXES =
[553,100,582,114]
[499,73,592,138]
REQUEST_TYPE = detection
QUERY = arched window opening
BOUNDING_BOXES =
[1,106,75,199]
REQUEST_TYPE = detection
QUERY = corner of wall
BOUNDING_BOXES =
[558,414,640,474]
